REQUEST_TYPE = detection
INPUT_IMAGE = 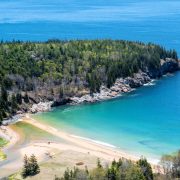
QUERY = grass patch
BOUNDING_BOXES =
[0,150,7,160]
[0,137,8,147]
[8,173,22,180]
[0,137,8,161]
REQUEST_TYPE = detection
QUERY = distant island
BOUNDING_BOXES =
[0,40,179,124]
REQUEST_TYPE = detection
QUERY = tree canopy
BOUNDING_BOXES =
[0,40,178,123]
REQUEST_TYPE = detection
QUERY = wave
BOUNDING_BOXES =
[70,134,117,148]
[144,80,156,86]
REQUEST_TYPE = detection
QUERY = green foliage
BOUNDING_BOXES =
[58,158,153,180]
[0,40,178,123]
[16,93,22,104]
[61,167,89,180]
[0,112,3,125]
[0,86,9,119]
[21,154,40,178]
[97,158,102,169]
[11,94,18,113]
[24,92,29,103]
[0,150,7,161]
[1,86,8,102]
[161,150,180,179]
[0,137,8,148]
[125,165,145,180]
[0,40,177,91]
[137,157,153,180]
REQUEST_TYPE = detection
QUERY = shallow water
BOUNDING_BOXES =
[34,72,180,160]
[1,0,180,161]
[0,122,66,167]
[11,121,63,146]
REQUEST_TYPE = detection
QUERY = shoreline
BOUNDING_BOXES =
[28,72,177,115]
[0,126,20,151]
[1,73,178,177]
[23,114,138,161]
[23,114,160,165]
[0,112,163,177]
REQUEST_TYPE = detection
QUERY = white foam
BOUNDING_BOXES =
[71,134,117,148]
[144,80,156,86]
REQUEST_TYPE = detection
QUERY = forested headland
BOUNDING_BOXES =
[0,40,179,124]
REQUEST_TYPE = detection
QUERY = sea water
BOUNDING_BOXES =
[0,0,180,53]
[34,73,180,160]
[1,0,180,160]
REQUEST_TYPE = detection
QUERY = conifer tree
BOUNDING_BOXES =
[0,112,3,125]
[97,158,102,169]
[1,86,8,102]
[11,94,18,113]
[21,154,40,178]
[64,168,70,180]
[21,155,30,178]
[16,93,22,104]
[137,157,153,180]
[24,92,29,103]
[29,154,40,175]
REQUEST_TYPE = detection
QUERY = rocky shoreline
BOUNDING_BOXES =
[30,58,179,111]
[1,58,179,124]
[2,71,152,122]
[70,72,150,104]
[70,58,179,104]
[25,71,153,113]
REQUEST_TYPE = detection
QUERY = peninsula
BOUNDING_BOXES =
[0,40,179,121]
[0,40,179,179]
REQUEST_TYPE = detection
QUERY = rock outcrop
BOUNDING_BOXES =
[16,58,180,112]
[70,72,151,104]
[30,101,53,113]
[70,58,179,105]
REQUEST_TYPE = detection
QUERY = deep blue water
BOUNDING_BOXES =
[1,0,180,161]
[0,0,180,54]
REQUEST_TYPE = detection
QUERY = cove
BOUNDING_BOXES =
[34,72,180,161]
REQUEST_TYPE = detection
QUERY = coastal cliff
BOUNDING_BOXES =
[26,58,179,113]
[70,58,179,104]
[0,40,179,122]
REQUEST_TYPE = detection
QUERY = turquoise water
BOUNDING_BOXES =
[1,0,180,160]
[34,72,180,160]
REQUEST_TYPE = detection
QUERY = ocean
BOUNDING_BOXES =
[0,0,180,53]
[1,0,180,160]
[34,73,180,160]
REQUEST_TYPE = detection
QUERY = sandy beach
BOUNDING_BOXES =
[0,125,20,150]
[23,114,138,161]
[0,114,161,178]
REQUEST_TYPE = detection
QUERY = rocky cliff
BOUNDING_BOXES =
[27,58,179,112]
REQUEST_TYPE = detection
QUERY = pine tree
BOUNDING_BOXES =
[64,168,70,180]
[0,111,3,125]
[97,158,102,169]
[11,94,18,113]
[59,87,64,99]
[0,86,8,111]
[16,93,22,104]
[21,155,30,178]
[29,154,40,175]
[24,92,29,103]
[1,86,8,102]
[137,157,153,180]
[21,154,40,178]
